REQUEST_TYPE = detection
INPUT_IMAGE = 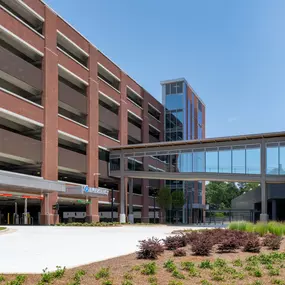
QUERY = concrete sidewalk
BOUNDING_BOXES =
[0,225,208,274]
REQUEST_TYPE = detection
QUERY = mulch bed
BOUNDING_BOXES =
[3,237,285,285]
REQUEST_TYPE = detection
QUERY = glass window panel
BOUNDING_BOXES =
[193,150,205,172]
[165,94,184,110]
[198,110,203,125]
[232,146,245,174]
[219,148,231,173]
[206,149,218,172]
[279,145,285,174]
[177,131,183,141]
[198,126,203,139]
[166,84,171,95]
[178,152,192,172]
[266,145,279,174]
[187,99,190,140]
[246,146,260,174]
[171,83,176,94]
[177,82,183,93]
[192,93,195,139]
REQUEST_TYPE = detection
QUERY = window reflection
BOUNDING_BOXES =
[266,144,279,174]
[232,146,245,174]
[218,147,231,173]
[279,143,285,174]
[193,150,205,172]
[246,146,260,174]
[206,149,218,172]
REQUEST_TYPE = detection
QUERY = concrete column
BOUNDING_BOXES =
[23,198,28,225]
[40,192,59,225]
[141,90,150,223]
[42,7,58,181]
[86,198,99,223]
[119,73,128,222]
[272,199,277,221]
[119,153,126,223]
[260,139,268,222]
[128,178,134,223]
[141,180,149,223]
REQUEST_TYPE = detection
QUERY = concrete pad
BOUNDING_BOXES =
[0,225,212,274]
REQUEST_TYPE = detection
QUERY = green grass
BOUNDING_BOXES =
[229,221,285,236]
[0,227,6,231]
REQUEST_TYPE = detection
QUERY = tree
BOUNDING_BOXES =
[206,182,239,209]
[157,186,172,223]
[172,190,186,223]
[237,182,260,194]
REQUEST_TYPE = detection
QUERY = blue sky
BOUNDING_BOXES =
[45,0,285,138]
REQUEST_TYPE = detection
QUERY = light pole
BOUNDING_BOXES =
[111,188,114,222]
[153,188,158,224]
[146,186,157,223]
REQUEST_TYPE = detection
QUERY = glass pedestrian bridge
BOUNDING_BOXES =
[109,132,285,182]
[108,131,285,223]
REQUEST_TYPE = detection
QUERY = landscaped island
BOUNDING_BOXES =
[2,222,285,284]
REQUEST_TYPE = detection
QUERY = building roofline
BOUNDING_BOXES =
[40,0,161,104]
[108,130,285,151]
[160,78,205,107]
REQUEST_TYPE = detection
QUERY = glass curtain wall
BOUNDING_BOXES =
[164,81,187,223]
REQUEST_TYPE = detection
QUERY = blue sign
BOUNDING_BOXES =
[83,185,89,193]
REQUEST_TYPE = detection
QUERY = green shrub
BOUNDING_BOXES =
[68,270,86,285]
[246,255,260,266]
[131,265,141,271]
[148,276,158,285]
[229,221,285,236]
[56,222,120,227]
[199,260,213,269]
[268,222,285,236]
[164,259,176,272]
[213,258,226,268]
[168,281,184,285]
[232,271,245,280]
[180,261,194,271]
[141,262,157,275]
[269,268,280,276]
[38,268,54,284]
[233,258,243,267]
[272,279,285,285]
[188,267,200,277]
[201,280,212,285]
[254,222,269,236]
[53,266,66,279]
[102,280,113,285]
[95,267,110,280]
[123,273,133,280]
[211,269,225,281]
[121,280,133,285]
[172,269,185,279]
[0,275,4,282]
[229,221,252,231]
[250,281,263,285]
[252,269,262,277]
[6,275,26,285]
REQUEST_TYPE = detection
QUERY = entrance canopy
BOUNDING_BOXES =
[0,170,65,193]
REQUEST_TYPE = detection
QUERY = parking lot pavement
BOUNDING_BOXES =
[0,225,209,274]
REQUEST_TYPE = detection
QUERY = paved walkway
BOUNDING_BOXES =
[0,225,209,274]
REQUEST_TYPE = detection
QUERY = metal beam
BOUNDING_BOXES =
[110,134,285,157]
[110,170,285,183]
